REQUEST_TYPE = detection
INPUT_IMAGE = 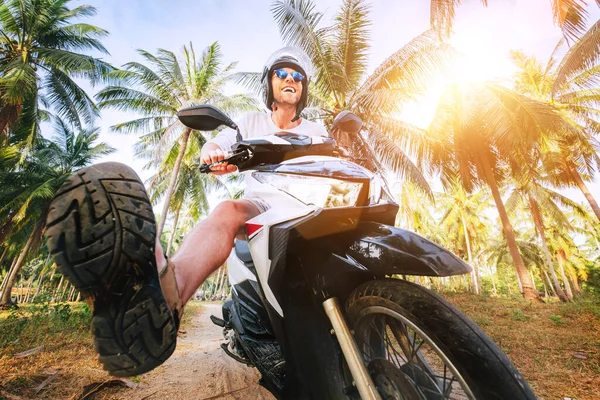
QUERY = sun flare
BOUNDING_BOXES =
[397,17,519,129]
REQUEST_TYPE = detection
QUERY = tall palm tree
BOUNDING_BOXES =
[96,42,257,238]
[0,119,112,307]
[0,0,112,143]
[510,22,600,221]
[484,235,546,295]
[145,131,230,256]
[430,0,592,41]
[504,160,589,301]
[437,181,491,294]
[238,0,455,194]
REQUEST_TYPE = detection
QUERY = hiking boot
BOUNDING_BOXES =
[45,162,183,377]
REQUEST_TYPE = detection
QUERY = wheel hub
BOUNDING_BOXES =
[368,358,421,400]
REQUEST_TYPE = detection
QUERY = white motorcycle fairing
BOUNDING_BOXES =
[228,156,345,316]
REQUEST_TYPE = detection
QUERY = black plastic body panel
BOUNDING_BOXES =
[343,221,472,277]
[231,135,337,172]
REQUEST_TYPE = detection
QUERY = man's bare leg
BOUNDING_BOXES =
[156,199,261,304]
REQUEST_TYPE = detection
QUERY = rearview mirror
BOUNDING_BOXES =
[332,111,362,134]
[177,105,238,132]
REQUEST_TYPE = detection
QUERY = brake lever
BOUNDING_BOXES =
[199,150,250,174]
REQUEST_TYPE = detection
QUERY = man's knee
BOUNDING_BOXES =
[212,200,259,231]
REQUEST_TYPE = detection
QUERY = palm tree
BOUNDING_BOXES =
[430,0,592,41]
[504,160,589,301]
[96,42,257,238]
[395,181,438,238]
[484,236,546,296]
[437,181,491,294]
[237,0,455,194]
[546,223,593,299]
[510,23,600,222]
[0,119,112,307]
[145,131,231,256]
[424,81,578,301]
[0,0,112,143]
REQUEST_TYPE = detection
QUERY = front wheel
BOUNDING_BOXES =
[345,279,536,400]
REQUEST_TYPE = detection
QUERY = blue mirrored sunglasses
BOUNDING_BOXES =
[274,68,304,82]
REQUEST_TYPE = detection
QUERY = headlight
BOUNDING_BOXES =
[252,172,363,208]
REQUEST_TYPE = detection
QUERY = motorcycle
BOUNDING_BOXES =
[177,105,537,400]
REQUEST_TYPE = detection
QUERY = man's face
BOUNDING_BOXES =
[271,67,303,107]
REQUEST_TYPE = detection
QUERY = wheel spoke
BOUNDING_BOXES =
[443,376,457,398]
[383,328,404,367]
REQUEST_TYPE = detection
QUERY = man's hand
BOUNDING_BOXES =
[200,146,237,175]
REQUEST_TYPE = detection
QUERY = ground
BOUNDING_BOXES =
[109,303,273,400]
[1,294,599,399]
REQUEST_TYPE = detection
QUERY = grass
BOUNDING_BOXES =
[0,296,598,399]
[445,293,600,400]
[0,301,204,399]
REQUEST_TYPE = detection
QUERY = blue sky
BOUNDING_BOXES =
[77,0,599,204]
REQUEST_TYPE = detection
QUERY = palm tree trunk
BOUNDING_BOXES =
[68,285,76,302]
[1,257,18,294]
[32,270,45,303]
[24,274,35,303]
[16,274,23,303]
[543,270,556,297]
[556,250,573,301]
[529,198,568,301]
[53,275,64,303]
[480,157,539,301]
[570,272,582,295]
[568,163,600,222]
[157,128,192,239]
[0,246,8,266]
[166,204,182,257]
[514,269,523,294]
[489,265,498,296]
[540,272,549,298]
[60,279,69,301]
[0,227,39,307]
[461,213,479,294]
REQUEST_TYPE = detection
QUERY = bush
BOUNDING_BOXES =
[0,302,92,352]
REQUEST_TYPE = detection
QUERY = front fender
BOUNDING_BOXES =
[341,221,471,277]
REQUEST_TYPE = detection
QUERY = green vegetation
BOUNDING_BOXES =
[0,302,91,352]
[1,0,599,307]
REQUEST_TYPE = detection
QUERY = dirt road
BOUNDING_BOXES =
[115,303,274,400]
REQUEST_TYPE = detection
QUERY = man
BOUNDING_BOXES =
[44,47,328,377]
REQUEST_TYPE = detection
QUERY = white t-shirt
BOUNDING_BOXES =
[208,111,329,152]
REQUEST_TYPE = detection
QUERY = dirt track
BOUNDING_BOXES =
[114,303,274,400]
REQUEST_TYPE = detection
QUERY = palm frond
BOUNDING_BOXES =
[553,19,600,94]
[330,0,370,97]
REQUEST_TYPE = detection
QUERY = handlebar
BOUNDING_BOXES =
[199,149,250,174]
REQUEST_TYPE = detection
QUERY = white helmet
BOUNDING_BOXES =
[261,46,314,122]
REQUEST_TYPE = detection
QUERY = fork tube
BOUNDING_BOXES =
[323,298,381,400]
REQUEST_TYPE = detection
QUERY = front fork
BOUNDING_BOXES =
[323,298,382,400]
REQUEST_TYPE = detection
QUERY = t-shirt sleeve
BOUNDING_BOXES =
[206,112,256,152]
[206,126,237,152]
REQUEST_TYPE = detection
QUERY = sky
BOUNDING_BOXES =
[71,0,599,207]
